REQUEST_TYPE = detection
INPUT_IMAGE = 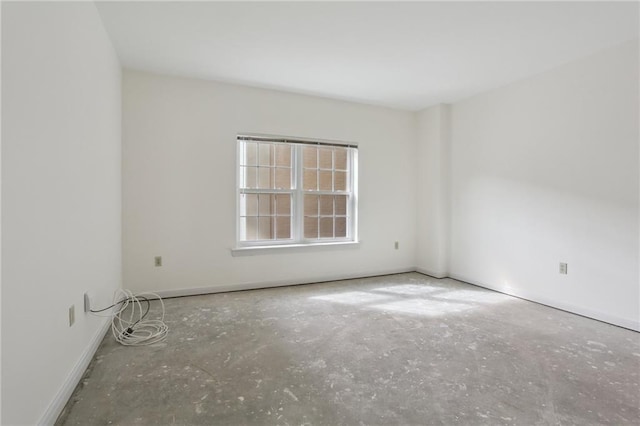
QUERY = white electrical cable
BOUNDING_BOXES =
[91,289,169,346]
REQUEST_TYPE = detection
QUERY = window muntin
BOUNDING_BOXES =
[239,142,292,189]
[238,136,357,247]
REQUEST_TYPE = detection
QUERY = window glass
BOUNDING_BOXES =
[238,138,356,245]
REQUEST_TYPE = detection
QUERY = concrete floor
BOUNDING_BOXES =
[57,273,640,425]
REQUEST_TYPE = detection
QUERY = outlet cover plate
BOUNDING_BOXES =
[84,292,92,313]
[559,262,568,274]
[69,305,75,326]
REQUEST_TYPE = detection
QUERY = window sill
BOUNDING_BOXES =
[231,241,361,256]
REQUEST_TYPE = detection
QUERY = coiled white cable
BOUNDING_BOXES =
[91,289,169,346]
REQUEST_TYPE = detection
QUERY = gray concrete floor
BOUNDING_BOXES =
[57,273,640,425]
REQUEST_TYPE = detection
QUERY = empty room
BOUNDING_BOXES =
[1,1,639,425]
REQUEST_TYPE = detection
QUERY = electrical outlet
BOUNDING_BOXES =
[559,262,568,274]
[394,241,399,250]
[69,305,75,327]
[155,256,162,267]
[84,292,92,313]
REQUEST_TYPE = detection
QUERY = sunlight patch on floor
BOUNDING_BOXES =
[311,291,391,305]
[371,298,472,316]
[310,281,512,317]
[371,284,441,296]
[432,289,511,304]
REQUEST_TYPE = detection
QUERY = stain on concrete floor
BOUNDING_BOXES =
[56,273,640,425]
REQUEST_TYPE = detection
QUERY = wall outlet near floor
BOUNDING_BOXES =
[559,262,568,274]
[69,305,75,327]
[84,292,93,313]
[394,241,399,250]
[155,256,162,267]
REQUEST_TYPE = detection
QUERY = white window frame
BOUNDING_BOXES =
[236,134,358,249]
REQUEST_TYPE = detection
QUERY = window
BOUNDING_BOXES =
[237,135,358,248]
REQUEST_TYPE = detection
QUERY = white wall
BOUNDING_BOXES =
[123,70,417,294]
[1,3,121,424]
[416,104,451,278]
[447,39,639,330]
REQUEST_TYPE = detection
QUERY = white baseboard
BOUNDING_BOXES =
[448,272,640,332]
[415,267,447,279]
[38,318,111,426]
[153,267,416,299]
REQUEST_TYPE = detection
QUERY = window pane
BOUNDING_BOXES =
[319,217,333,238]
[335,217,347,238]
[243,217,258,240]
[239,194,246,216]
[276,194,291,216]
[244,142,258,166]
[319,195,333,216]
[259,144,272,166]
[335,195,347,216]
[259,194,273,216]
[241,193,258,216]
[304,217,318,238]
[334,171,347,191]
[239,216,246,240]
[319,170,332,191]
[303,169,317,191]
[319,148,332,169]
[243,167,257,189]
[258,167,271,189]
[303,146,317,168]
[276,216,291,239]
[275,168,291,189]
[335,148,347,170]
[276,145,291,167]
[258,217,273,240]
[304,194,319,216]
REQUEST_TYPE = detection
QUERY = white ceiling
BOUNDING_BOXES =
[96,1,639,111]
